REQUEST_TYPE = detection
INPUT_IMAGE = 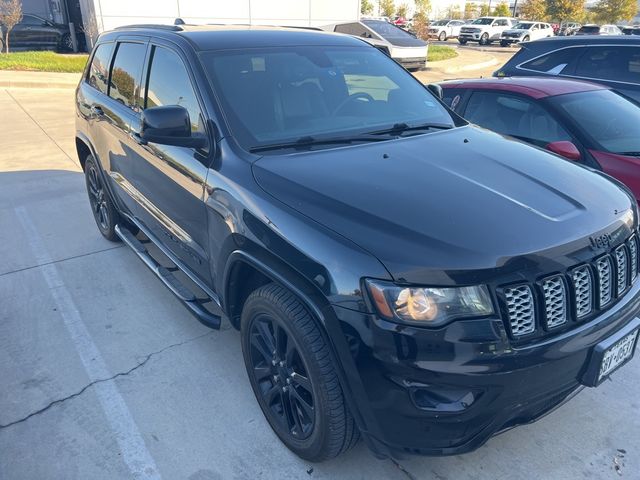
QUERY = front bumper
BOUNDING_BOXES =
[459,32,481,40]
[331,279,640,456]
[500,36,523,44]
[395,57,427,70]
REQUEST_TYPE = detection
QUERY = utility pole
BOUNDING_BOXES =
[512,0,518,17]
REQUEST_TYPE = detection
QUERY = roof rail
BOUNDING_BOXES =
[114,24,183,31]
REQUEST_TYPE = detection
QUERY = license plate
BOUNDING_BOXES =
[598,329,638,381]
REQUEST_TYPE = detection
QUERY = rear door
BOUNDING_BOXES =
[129,41,212,282]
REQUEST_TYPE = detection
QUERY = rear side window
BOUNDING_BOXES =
[464,91,571,146]
[87,43,113,94]
[575,47,640,84]
[109,42,147,111]
[521,47,581,75]
[145,46,203,133]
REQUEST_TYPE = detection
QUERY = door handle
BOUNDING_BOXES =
[90,105,103,117]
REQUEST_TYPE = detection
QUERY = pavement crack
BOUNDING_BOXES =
[0,331,213,430]
[390,457,419,480]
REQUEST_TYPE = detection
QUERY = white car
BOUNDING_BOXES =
[428,19,466,41]
[500,21,554,46]
[324,20,428,71]
[459,17,514,45]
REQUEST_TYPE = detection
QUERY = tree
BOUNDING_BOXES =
[447,5,464,19]
[0,0,22,53]
[592,0,637,23]
[519,0,548,20]
[479,4,491,16]
[547,0,586,22]
[465,2,479,18]
[493,2,511,16]
[361,0,374,15]
[380,0,396,18]
[412,0,432,40]
[396,2,409,18]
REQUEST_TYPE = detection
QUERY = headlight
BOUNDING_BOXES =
[366,279,494,326]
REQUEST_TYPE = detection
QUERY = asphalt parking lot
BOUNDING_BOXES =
[1,86,639,480]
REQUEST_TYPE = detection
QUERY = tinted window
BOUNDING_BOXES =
[203,46,454,151]
[145,46,203,133]
[521,47,580,74]
[552,90,640,154]
[442,88,464,111]
[575,47,640,83]
[109,42,146,111]
[495,19,509,27]
[362,20,416,40]
[472,18,494,25]
[335,23,373,38]
[464,91,570,146]
[514,23,534,30]
[87,43,113,94]
[578,25,600,34]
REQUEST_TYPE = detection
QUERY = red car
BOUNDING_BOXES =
[441,77,640,202]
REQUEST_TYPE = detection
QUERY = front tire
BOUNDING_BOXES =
[522,35,530,43]
[84,154,120,242]
[480,33,489,45]
[241,284,359,462]
[500,40,508,47]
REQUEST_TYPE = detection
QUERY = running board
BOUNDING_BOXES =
[115,224,221,330]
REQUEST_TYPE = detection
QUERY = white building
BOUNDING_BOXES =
[79,0,361,35]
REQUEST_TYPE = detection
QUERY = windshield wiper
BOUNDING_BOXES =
[368,122,453,136]
[617,151,640,157]
[249,134,390,153]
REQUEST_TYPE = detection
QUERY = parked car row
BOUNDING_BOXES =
[0,13,81,52]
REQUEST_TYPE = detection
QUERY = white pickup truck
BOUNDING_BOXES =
[459,17,514,45]
[428,19,466,41]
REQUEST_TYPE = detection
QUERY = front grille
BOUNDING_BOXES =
[542,276,567,328]
[595,256,613,307]
[499,232,639,340]
[504,285,535,336]
[572,266,593,318]
[628,235,637,280]
[615,246,628,296]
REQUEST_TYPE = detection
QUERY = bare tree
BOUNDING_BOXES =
[0,0,22,53]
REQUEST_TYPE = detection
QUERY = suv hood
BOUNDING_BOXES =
[252,126,634,284]
[503,28,529,35]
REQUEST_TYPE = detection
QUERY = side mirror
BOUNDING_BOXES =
[140,105,207,149]
[546,141,581,161]
[427,84,443,99]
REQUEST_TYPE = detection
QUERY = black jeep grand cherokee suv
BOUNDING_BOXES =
[75,24,640,462]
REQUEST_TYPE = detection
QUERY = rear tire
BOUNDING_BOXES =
[500,40,508,47]
[438,31,446,41]
[241,283,359,462]
[458,39,467,45]
[84,154,120,242]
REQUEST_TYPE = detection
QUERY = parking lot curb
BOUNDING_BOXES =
[442,57,499,74]
[0,71,81,89]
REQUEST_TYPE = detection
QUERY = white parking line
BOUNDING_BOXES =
[15,206,161,480]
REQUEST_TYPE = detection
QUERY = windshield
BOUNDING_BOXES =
[362,20,416,39]
[472,18,494,25]
[551,90,640,154]
[433,20,449,26]
[514,23,534,30]
[202,46,455,151]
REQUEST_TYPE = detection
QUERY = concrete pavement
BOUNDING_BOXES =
[0,87,638,479]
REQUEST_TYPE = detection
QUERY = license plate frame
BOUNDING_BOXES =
[581,318,640,387]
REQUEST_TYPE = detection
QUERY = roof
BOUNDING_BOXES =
[524,34,640,47]
[103,24,366,50]
[440,76,606,99]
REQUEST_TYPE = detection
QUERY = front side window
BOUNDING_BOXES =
[575,47,640,83]
[109,42,147,111]
[464,91,570,146]
[514,23,534,30]
[145,46,203,133]
[87,42,113,95]
[472,18,494,25]
[203,46,455,151]
[552,90,640,154]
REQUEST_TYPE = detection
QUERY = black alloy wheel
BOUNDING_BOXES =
[60,33,73,52]
[84,154,120,241]
[241,284,359,461]
[439,31,446,41]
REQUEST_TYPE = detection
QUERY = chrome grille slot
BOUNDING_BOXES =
[595,256,613,307]
[542,276,567,328]
[504,285,535,336]
[628,236,638,281]
[615,246,628,296]
[571,266,592,318]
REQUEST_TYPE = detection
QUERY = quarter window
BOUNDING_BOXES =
[521,47,580,75]
[87,42,113,95]
[464,91,571,146]
[109,42,147,110]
